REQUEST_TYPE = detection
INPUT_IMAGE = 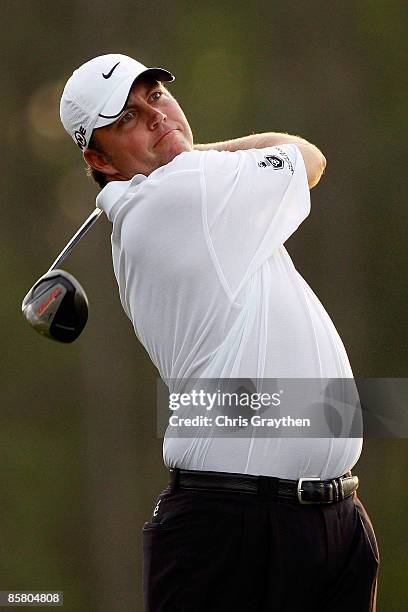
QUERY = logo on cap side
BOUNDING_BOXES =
[75,126,87,150]
[102,62,120,79]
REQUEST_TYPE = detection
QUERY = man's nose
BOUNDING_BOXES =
[147,106,167,129]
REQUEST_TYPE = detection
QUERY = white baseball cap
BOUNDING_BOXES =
[60,53,174,151]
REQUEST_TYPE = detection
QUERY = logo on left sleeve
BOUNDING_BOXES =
[258,155,284,170]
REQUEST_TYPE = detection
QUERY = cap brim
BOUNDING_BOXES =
[94,68,175,129]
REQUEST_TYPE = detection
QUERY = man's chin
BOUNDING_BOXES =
[164,142,192,164]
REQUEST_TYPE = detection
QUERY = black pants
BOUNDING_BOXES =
[142,473,379,612]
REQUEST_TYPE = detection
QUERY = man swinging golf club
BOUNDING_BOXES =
[59,53,379,612]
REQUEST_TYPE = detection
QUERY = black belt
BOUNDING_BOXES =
[170,468,359,504]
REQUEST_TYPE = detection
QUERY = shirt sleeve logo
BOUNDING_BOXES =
[258,155,284,170]
[275,147,294,174]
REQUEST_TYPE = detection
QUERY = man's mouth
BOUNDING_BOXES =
[154,129,177,147]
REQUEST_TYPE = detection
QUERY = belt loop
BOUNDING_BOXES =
[338,477,345,501]
[169,468,180,492]
[332,479,339,503]
[257,476,279,500]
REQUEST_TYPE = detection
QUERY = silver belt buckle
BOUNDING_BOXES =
[297,477,321,504]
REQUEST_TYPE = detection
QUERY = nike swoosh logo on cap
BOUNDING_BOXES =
[102,62,120,79]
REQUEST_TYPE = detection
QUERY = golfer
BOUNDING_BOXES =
[60,53,379,612]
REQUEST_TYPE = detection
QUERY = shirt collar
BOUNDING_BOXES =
[96,174,146,221]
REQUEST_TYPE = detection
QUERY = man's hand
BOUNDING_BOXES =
[194,132,326,189]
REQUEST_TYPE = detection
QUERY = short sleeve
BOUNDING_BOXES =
[202,144,311,299]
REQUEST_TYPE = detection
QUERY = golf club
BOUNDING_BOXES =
[21,207,103,343]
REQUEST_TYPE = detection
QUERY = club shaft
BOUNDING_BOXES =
[47,208,103,272]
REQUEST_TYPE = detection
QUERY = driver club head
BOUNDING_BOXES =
[21,269,88,343]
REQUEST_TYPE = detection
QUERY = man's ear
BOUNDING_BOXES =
[83,148,129,182]
[83,147,117,177]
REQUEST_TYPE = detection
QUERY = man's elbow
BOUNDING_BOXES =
[308,152,326,189]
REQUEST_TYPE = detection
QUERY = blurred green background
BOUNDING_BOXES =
[1,0,407,610]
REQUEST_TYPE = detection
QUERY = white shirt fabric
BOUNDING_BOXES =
[96,145,362,480]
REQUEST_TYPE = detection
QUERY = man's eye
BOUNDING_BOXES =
[121,111,136,124]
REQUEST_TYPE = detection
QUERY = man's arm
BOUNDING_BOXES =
[194,132,326,189]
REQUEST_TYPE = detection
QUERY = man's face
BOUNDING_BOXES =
[87,78,194,180]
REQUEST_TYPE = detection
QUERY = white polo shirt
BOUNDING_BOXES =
[96,145,362,479]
